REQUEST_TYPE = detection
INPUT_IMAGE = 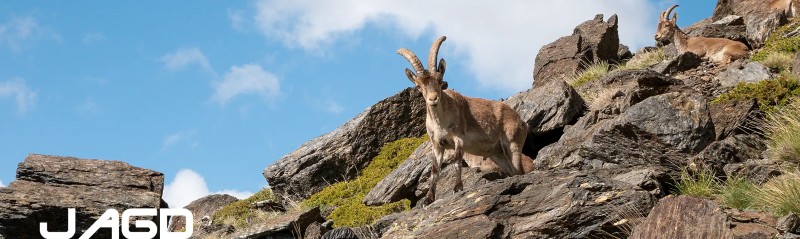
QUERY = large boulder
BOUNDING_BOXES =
[169,194,239,236]
[533,14,619,86]
[712,0,789,48]
[263,87,426,201]
[630,195,734,239]
[380,169,657,239]
[716,61,772,89]
[537,91,714,170]
[0,154,167,238]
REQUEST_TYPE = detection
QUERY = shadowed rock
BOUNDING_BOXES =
[630,195,734,239]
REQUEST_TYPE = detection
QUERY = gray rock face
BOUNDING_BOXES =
[630,195,734,239]
[724,159,784,184]
[717,61,772,89]
[0,154,166,238]
[709,99,760,140]
[380,169,657,239]
[533,14,619,86]
[169,194,239,235]
[650,52,703,75]
[505,79,585,136]
[712,0,789,48]
[686,15,749,45]
[538,71,713,171]
[263,87,426,201]
[231,207,323,239]
[692,134,767,175]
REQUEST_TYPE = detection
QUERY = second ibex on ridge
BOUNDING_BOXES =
[655,5,749,65]
[397,36,529,205]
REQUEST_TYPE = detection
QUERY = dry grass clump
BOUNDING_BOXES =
[618,48,667,71]
[761,51,796,72]
[756,171,800,216]
[566,61,611,88]
[765,99,800,162]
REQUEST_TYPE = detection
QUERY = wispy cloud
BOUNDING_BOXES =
[306,91,344,114]
[82,32,106,44]
[162,130,198,150]
[161,47,213,72]
[0,179,4,187]
[162,169,254,209]
[228,9,246,31]
[0,16,60,51]
[77,97,100,114]
[0,78,37,113]
[250,0,656,93]
[212,64,280,105]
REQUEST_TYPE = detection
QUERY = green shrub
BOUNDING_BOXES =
[212,188,276,228]
[566,61,611,88]
[752,19,800,62]
[757,171,800,216]
[672,167,719,198]
[766,99,800,162]
[302,136,427,227]
[761,51,796,72]
[712,73,800,113]
[719,176,759,210]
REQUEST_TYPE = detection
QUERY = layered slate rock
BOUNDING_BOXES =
[0,154,166,238]
[169,194,239,236]
[716,61,772,89]
[630,195,734,239]
[380,169,657,239]
[263,87,426,201]
[709,99,760,140]
[533,14,619,86]
[649,51,703,75]
[230,207,323,239]
[686,15,749,45]
[712,0,789,48]
[505,79,585,137]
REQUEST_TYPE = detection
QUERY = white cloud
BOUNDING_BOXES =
[161,47,213,72]
[163,169,254,209]
[162,130,198,150]
[0,78,37,113]
[229,9,246,31]
[212,64,280,105]
[306,91,345,114]
[0,179,4,187]
[77,97,100,114]
[0,16,60,51]
[250,0,656,93]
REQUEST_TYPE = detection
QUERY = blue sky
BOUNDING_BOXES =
[0,1,715,207]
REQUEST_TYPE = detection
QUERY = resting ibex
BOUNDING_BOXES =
[655,5,749,65]
[397,36,528,205]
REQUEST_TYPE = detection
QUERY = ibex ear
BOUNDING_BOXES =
[405,68,417,85]
[438,58,446,74]
[671,12,678,24]
[441,81,448,90]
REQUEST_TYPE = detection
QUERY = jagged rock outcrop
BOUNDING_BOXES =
[691,134,767,175]
[533,14,619,86]
[686,15,749,45]
[712,0,789,48]
[505,79,585,137]
[263,87,426,201]
[650,52,703,75]
[230,207,323,239]
[380,169,656,238]
[0,154,167,238]
[630,195,734,239]
[709,99,760,140]
[169,194,239,236]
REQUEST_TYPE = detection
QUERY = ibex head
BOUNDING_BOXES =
[655,5,679,45]
[398,36,448,107]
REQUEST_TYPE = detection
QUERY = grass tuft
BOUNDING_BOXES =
[212,188,278,229]
[566,61,611,88]
[672,167,720,198]
[301,136,427,227]
[761,51,796,72]
[757,171,800,216]
[719,176,759,210]
[712,73,800,113]
[617,48,667,71]
[765,99,800,162]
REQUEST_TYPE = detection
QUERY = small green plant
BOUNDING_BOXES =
[301,136,427,227]
[712,73,800,113]
[752,19,800,62]
[617,48,667,71]
[761,51,796,72]
[765,99,800,162]
[212,188,276,228]
[719,176,759,210]
[672,167,719,198]
[756,171,800,216]
[566,61,611,88]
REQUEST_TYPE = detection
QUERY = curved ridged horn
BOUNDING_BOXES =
[665,5,679,21]
[428,36,447,71]
[397,48,425,73]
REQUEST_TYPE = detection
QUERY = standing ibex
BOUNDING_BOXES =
[397,36,528,205]
[655,5,750,65]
